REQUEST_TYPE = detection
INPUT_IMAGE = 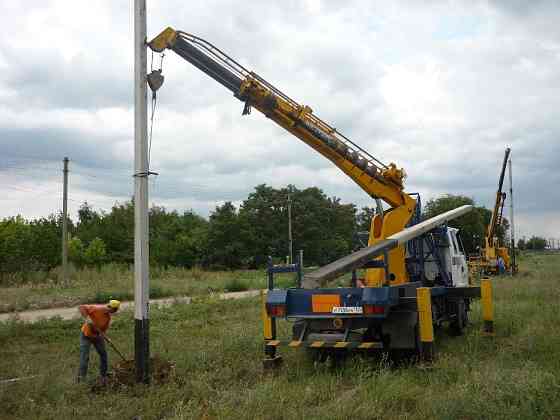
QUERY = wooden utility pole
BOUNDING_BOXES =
[134,0,150,384]
[62,157,69,285]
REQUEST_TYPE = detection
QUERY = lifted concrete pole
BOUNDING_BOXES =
[134,0,150,384]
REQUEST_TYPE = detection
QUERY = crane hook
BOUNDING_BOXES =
[147,69,164,93]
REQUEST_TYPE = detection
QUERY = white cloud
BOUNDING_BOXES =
[0,0,558,239]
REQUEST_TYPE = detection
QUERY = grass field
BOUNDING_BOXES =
[1,252,559,419]
[0,265,297,313]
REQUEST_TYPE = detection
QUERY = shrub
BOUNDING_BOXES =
[224,277,248,292]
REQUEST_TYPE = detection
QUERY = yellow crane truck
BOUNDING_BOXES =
[148,28,494,366]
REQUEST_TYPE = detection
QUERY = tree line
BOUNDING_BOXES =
[517,237,548,251]
[0,186,514,280]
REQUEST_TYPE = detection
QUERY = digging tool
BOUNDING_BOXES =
[101,333,128,362]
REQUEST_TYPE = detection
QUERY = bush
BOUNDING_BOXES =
[224,277,248,292]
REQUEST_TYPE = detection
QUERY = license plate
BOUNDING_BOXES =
[332,306,363,314]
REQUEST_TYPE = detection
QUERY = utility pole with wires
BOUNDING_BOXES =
[62,157,69,285]
[134,0,150,384]
[287,193,293,264]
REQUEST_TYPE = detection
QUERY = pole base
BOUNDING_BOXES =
[135,318,150,384]
[420,341,434,363]
[482,320,495,336]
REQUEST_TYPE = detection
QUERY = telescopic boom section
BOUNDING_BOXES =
[488,147,511,243]
[148,27,412,209]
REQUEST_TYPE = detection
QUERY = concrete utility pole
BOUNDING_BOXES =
[287,193,293,264]
[134,0,150,384]
[62,157,69,285]
[508,154,515,275]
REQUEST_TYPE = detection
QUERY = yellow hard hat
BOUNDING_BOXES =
[108,299,121,310]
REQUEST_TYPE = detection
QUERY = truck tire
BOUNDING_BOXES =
[449,299,468,336]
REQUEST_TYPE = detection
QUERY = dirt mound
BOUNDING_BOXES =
[91,357,175,391]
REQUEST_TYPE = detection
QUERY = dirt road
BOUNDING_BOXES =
[0,290,261,323]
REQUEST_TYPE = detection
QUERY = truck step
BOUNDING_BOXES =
[265,340,383,350]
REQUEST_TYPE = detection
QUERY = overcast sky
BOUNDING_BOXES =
[0,1,559,241]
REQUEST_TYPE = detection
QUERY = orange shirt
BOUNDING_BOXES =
[81,305,112,338]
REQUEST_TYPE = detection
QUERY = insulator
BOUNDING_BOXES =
[324,137,336,148]
[356,157,368,170]
[366,165,378,177]
[335,142,348,155]
[347,150,358,162]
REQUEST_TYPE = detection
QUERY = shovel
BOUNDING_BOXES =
[100,333,129,363]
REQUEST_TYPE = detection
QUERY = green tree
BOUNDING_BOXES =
[84,237,107,269]
[423,194,485,254]
[68,237,85,267]
[0,216,34,276]
[0,214,66,280]
[239,185,356,267]
[526,236,546,250]
[239,184,290,266]
[150,206,209,267]
[29,214,65,270]
[207,202,249,269]
[356,206,377,233]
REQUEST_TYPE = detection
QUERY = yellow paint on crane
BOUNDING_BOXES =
[416,287,434,343]
[148,27,178,52]
[481,278,494,335]
[358,342,377,349]
[261,290,273,340]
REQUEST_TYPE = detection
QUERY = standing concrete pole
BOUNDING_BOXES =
[62,157,69,285]
[134,0,150,384]
[287,193,293,264]
[508,154,516,275]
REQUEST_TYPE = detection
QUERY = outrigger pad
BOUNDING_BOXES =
[303,239,398,288]
[262,356,283,372]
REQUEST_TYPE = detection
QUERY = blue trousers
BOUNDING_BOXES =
[78,332,108,379]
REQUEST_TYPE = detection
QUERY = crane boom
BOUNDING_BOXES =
[149,28,412,209]
[488,147,511,243]
[470,146,513,275]
[149,27,416,285]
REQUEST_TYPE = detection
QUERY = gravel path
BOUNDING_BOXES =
[0,290,261,323]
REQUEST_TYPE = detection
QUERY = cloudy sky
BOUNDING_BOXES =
[0,1,559,241]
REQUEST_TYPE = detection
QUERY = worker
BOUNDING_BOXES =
[497,256,506,275]
[77,299,120,384]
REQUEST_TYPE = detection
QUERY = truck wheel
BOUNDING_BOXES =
[449,299,467,336]
[292,320,306,341]
[390,324,424,364]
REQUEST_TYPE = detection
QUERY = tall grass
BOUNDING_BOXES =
[0,264,301,312]
[0,253,559,419]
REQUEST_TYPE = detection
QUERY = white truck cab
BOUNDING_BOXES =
[424,227,469,287]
